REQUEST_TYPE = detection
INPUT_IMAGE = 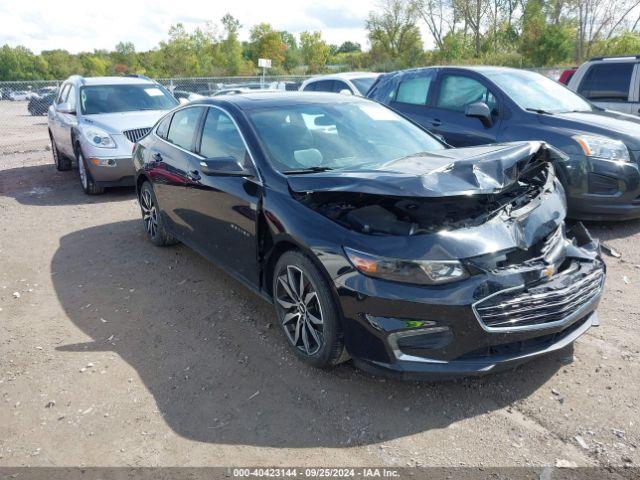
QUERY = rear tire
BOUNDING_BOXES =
[139,181,178,247]
[76,148,104,195]
[51,134,71,171]
[273,250,346,368]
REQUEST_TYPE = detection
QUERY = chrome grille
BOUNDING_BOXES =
[474,266,604,331]
[122,127,152,143]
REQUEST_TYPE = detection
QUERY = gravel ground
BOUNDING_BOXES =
[0,150,638,469]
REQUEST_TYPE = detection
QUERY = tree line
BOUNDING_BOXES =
[1,0,639,81]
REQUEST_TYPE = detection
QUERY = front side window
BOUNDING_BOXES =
[79,84,178,115]
[57,84,70,104]
[247,100,445,173]
[199,108,248,163]
[579,63,634,102]
[166,107,203,152]
[67,86,77,110]
[395,71,436,105]
[437,75,497,113]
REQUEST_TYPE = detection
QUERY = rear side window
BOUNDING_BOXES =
[395,72,435,105]
[436,75,497,113]
[579,63,634,102]
[331,80,350,93]
[166,107,203,151]
[309,80,335,92]
[156,114,172,139]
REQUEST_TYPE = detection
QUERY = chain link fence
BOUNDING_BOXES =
[0,75,311,158]
[0,69,565,159]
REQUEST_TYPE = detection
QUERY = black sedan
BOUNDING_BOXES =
[132,93,605,379]
[368,66,640,220]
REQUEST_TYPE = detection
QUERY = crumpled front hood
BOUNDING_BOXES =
[82,110,168,135]
[287,141,563,197]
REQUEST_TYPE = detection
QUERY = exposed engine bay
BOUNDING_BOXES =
[296,162,552,236]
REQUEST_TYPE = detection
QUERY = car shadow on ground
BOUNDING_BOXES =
[581,219,640,243]
[50,219,572,448]
[0,163,136,206]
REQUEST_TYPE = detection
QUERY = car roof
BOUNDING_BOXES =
[189,92,371,111]
[306,72,379,81]
[70,76,157,86]
[390,65,524,76]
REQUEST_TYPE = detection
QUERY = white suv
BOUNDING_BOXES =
[48,75,178,194]
[568,55,640,116]
[300,72,380,96]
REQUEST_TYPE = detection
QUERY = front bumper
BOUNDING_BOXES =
[80,136,136,187]
[334,229,604,380]
[558,152,640,220]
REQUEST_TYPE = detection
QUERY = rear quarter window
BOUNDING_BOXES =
[579,63,634,102]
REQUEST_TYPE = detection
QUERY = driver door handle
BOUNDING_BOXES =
[431,119,442,127]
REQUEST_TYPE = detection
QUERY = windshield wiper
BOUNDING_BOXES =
[525,108,554,115]
[282,166,334,175]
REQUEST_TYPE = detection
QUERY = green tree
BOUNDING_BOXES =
[248,23,288,69]
[366,0,424,69]
[520,0,574,66]
[299,31,330,73]
[220,14,244,75]
[337,41,362,54]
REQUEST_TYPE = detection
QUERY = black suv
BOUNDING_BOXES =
[368,66,640,220]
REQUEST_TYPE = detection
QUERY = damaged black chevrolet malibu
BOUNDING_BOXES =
[133,93,605,379]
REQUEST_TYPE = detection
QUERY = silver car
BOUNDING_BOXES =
[48,75,178,194]
[568,55,640,116]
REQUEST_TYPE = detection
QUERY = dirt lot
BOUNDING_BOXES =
[0,148,639,469]
[0,101,51,157]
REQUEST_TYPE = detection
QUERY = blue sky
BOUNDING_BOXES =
[0,0,378,53]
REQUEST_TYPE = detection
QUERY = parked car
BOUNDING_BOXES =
[1,88,11,100]
[28,91,56,115]
[558,67,577,85]
[132,92,604,379]
[368,66,640,220]
[568,55,640,115]
[9,90,30,101]
[300,72,380,96]
[48,75,178,194]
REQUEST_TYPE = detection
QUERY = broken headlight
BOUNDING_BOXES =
[344,247,469,285]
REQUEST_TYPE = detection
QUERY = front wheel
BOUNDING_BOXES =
[273,251,346,368]
[139,181,177,247]
[50,134,71,171]
[76,149,104,195]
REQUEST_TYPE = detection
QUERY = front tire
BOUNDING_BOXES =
[139,181,177,247]
[76,148,104,195]
[273,250,346,368]
[50,134,71,171]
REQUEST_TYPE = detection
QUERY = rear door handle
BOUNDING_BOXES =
[187,170,201,182]
[152,153,163,163]
[431,119,442,127]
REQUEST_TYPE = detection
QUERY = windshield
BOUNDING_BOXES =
[247,101,445,173]
[80,84,178,115]
[487,70,593,113]
[351,76,378,95]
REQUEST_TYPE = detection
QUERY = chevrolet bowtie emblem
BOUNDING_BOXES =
[543,265,556,278]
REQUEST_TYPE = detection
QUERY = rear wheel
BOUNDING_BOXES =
[50,134,71,171]
[76,149,104,195]
[273,250,346,368]
[139,181,177,247]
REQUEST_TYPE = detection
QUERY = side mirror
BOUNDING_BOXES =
[465,102,493,127]
[57,102,75,114]
[339,89,353,96]
[199,157,254,177]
